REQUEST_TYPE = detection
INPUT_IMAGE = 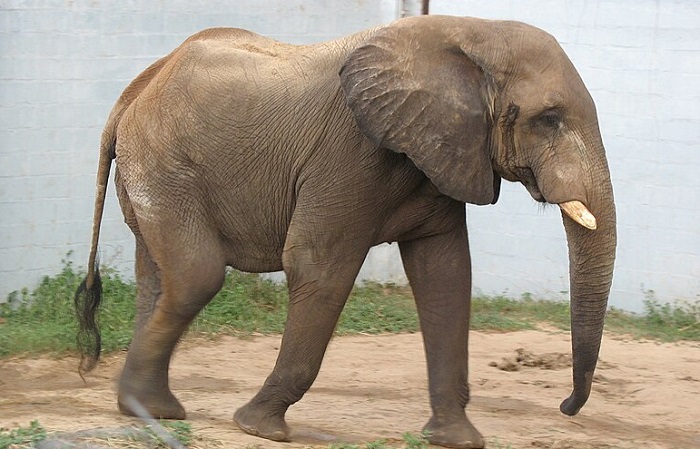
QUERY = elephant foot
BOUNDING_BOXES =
[117,389,186,420]
[423,415,484,449]
[233,401,289,442]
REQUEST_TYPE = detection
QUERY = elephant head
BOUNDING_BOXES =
[340,16,616,416]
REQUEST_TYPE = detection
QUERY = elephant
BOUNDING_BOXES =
[74,15,616,449]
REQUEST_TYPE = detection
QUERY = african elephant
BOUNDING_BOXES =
[74,15,616,449]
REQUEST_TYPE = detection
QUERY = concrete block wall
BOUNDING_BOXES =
[1,0,698,312]
[0,0,398,299]
[429,0,700,311]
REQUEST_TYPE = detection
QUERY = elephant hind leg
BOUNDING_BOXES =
[118,227,226,420]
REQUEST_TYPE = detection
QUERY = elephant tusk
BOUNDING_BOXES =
[559,201,597,230]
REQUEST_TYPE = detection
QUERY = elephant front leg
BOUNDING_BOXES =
[399,221,485,449]
[234,231,368,442]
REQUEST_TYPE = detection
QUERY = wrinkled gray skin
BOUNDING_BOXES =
[77,15,616,449]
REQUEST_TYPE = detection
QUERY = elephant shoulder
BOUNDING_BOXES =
[179,27,296,60]
[150,31,281,93]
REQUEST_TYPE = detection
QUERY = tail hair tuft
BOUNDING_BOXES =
[74,265,103,377]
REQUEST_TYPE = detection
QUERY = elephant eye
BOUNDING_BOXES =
[536,109,562,129]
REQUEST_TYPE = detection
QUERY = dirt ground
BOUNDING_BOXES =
[1,329,699,448]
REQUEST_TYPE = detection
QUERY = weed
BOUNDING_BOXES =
[157,420,192,446]
[365,440,391,449]
[191,270,289,335]
[0,420,193,449]
[490,437,515,449]
[0,421,47,448]
[339,282,419,334]
[401,431,431,449]
[471,294,570,331]
[329,432,429,448]
[2,262,699,360]
[330,443,363,449]
[603,290,700,341]
[0,260,136,357]
[642,291,700,340]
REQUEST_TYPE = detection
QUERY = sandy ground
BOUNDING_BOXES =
[1,330,699,448]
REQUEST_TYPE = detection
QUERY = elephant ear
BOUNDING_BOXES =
[340,23,500,205]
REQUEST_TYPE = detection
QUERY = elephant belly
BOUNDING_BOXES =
[210,191,291,274]
[219,231,287,274]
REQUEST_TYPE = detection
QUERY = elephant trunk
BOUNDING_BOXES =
[559,150,617,416]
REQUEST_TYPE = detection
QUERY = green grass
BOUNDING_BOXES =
[190,269,289,335]
[0,421,46,448]
[330,431,430,449]
[339,283,419,334]
[489,438,515,449]
[604,293,700,341]
[0,420,193,449]
[1,262,698,359]
[471,293,572,332]
[0,263,421,358]
[0,261,139,356]
[0,422,428,449]
[0,267,697,449]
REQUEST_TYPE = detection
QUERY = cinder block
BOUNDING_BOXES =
[132,11,167,35]
[654,49,700,75]
[0,9,22,33]
[2,0,700,313]
[654,96,700,121]
[102,10,140,34]
[594,1,658,28]
[66,8,102,34]
[658,119,700,143]
[141,34,180,57]
[25,152,72,177]
[656,27,700,51]
[648,72,700,97]
[658,1,700,29]
[163,12,197,35]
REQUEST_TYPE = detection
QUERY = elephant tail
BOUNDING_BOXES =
[74,111,115,376]
[74,53,174,376]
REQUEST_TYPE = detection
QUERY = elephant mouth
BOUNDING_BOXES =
[513,167,597,230]
[525,183,546,203]
[512,166,546,202]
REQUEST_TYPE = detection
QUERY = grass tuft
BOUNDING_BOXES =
[1,262,698,360]
[489,437,515,449]
[401,431,430,449]
[0,420,194,449]
[0,420,47,448]
[471,293,571,332]
[0,260,137,357]
[329,431,430,449]
[604,291,700,341]
[191,270,289,335]
[340,283,419,334]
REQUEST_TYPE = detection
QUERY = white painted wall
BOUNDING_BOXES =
[0,0,398,298]
[1,1,698,312]
[369,0,700,312]
[428,0,700,312]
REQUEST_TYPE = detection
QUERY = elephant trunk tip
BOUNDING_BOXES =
[559,370,594,416]
[559,393,585,416]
